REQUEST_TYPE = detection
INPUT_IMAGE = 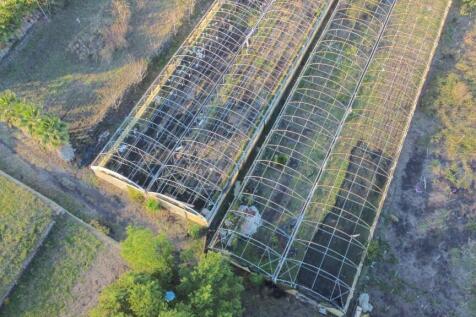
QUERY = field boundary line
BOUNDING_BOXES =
[0,221,55,307]
[0,169,120,247]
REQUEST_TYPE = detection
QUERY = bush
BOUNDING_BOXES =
[249,272,265,287]
[0,90,69,147]
[178,252,244,317]
[120,227,174,284]
[93,229,245,317]
[144,197,161,216]
[89,272,166,317]
[187,223,202,239]
[0,0,70,43]
[0,0,38,43]
[127,187,144,204]
[273,153,289,166]
[365,239,390,264]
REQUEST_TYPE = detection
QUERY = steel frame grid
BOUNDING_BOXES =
[93,0,269,188]
[210,0,451,314]
[92,0,335,222]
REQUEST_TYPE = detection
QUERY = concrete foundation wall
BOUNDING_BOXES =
[92,168,209,227]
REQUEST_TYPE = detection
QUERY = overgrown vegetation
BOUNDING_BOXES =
[127,187,145,203]
[461,0,476,15]
[92,227,244,317]
[0,174,53,299]
[423,19,476,190]
[187,223,202,239]
[144,197,161,216]
[0,90,69,148]
[365,239,388,264]
[120,226,174,282]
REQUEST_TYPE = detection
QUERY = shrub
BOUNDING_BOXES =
[0,1,70,43]
[93,232,245,317]
[89,272,166,317]
[0,90,69,147]
[187,223,202,239]
[144,197,161,216]
[178,252,244,317]
[365,239,390,264]
[0,1,39,43]
[120,227,174,284]
[127,187,144,204]
[249,272,265,287]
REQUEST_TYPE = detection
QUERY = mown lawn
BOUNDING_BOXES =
[0,214,102,317]
[0,174,54,299]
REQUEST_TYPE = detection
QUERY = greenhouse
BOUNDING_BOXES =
[92,0,335,225]
[210,0,451,315]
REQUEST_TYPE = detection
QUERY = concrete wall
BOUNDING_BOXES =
[92,168,209,227]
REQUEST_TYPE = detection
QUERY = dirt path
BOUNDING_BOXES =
[0,126,144,238]
[0,124,196,245]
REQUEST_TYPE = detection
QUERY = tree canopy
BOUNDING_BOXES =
[90,272,166,317]
[92,227,244,317]
[120,227,174,284]
[179,252,244,317]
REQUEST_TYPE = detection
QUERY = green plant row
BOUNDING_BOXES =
[0,90,69,148]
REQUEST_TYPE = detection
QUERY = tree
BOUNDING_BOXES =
[120,227,174,284]
[92,230,245,317]
[158,305,194,317]
[178,252,244,317]
[90,272,166,317]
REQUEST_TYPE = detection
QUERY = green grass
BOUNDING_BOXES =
[0,214,102,317]
[0,175,54,299]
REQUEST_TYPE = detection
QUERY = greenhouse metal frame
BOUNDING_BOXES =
[210,0,451,315]
[92,0,335,226]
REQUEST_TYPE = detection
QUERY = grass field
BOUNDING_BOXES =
[0,174,54,300]
[0,212,125,317]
